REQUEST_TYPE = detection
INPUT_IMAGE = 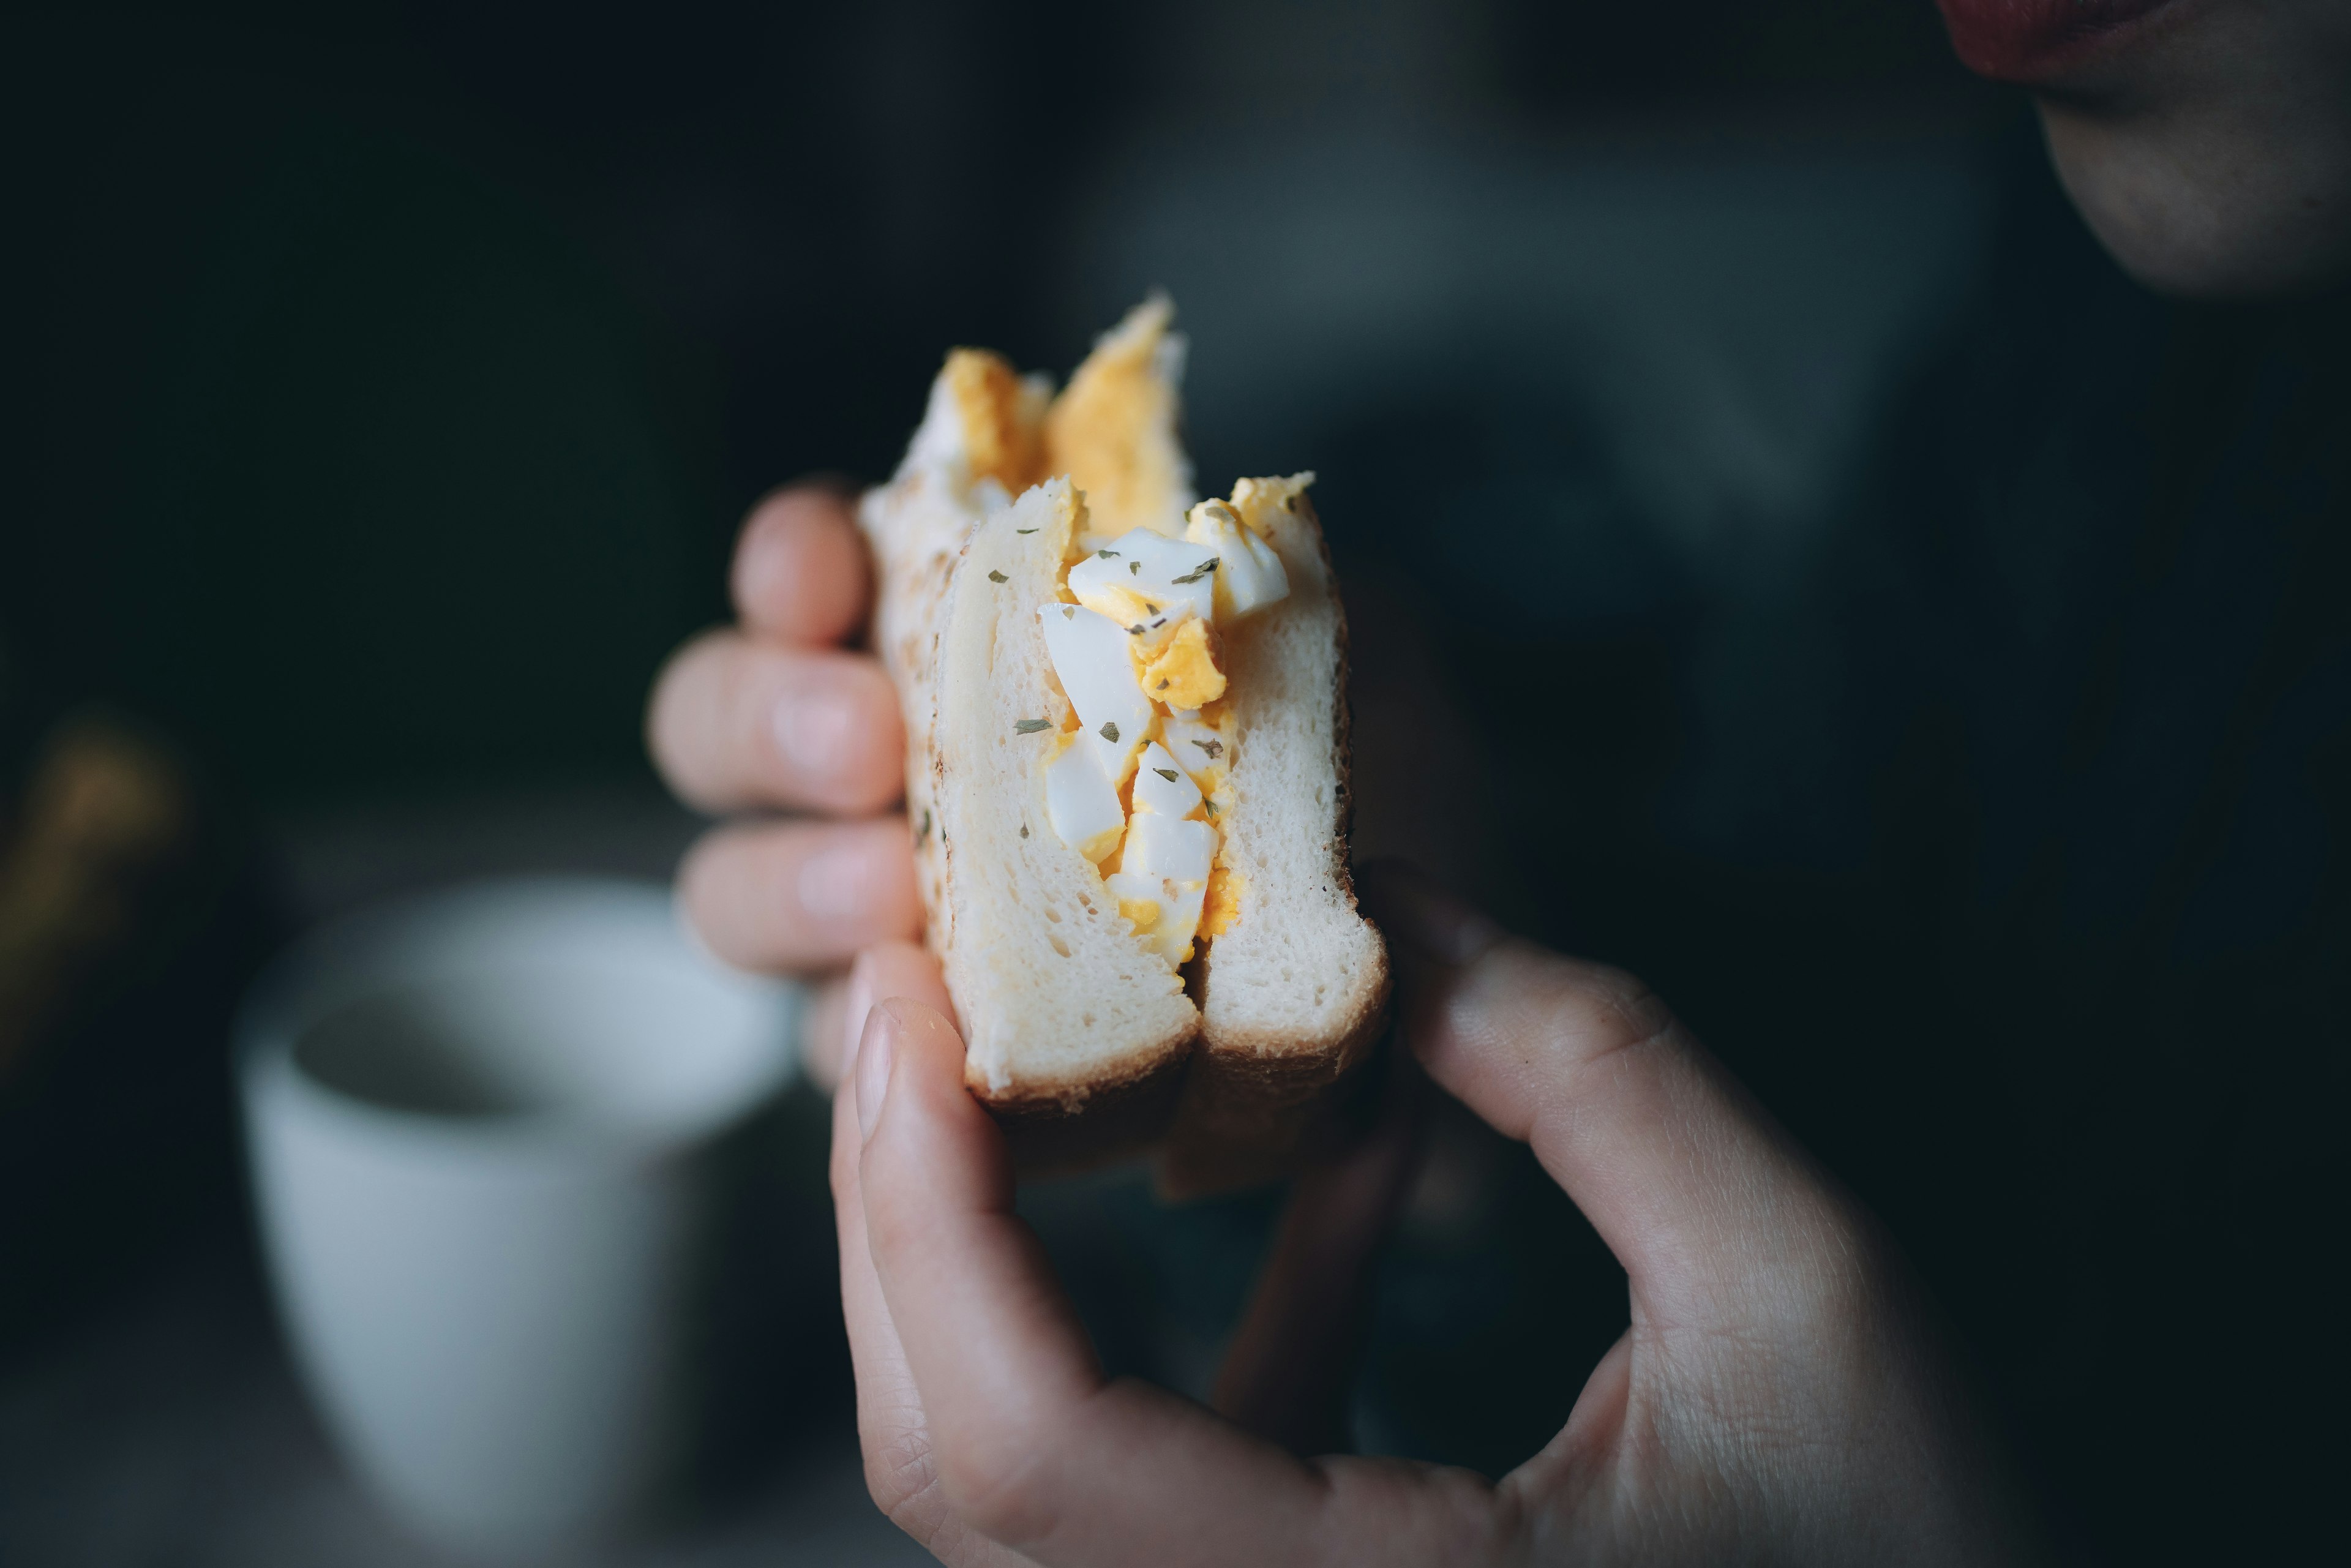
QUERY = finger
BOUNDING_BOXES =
[841,939,954,1066]
[855,999,1477,1566]
[732,483,871,645]
[679,817,920,972]
[831,977,1031,1566]
[1357,860,1856,1317]
[801,940,953,1093]
[648,629,904,816]
[1212,1045,1429,1455]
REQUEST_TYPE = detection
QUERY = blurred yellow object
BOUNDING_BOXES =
[0,713,190,1088]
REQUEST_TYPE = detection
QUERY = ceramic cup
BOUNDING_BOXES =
[236,877,799,1559]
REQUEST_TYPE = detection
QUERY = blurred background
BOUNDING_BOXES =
[14,1,2327,1563]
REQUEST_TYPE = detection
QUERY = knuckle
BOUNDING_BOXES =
[1568,960,1677,1054]
[673,826,778,969]
[1490,947,1680,1071]
[934,1436,1057,1546]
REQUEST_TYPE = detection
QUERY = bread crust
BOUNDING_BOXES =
[991,1046,1191,1177]
[1160,487,1390,1196]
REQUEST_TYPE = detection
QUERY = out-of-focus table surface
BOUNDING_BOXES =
[0,787,934,1567]
[0,1244,929,1567]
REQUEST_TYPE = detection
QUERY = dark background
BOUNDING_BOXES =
[1,0,1984,806]
[6,3,2344,1565]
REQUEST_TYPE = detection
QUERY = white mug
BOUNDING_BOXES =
[236,877,800,1559]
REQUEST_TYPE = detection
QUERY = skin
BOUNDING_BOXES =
[648,493,2049,1562]
[2005,0,2351,296]
[643,17,2351,1553]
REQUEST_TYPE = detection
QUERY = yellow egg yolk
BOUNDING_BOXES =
[943,348,1046,496]
[1138,618,1226,709]
[1040,301,1183,539]
[1200,865,1244,940]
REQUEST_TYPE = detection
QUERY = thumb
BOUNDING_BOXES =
[1355,862,1861,1321]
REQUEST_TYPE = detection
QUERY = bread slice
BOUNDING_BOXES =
[859,301,1385,1183]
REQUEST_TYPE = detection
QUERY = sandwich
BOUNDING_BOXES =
[859,298,1387,1193]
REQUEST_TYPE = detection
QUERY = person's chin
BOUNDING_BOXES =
[1943,0,2351,299]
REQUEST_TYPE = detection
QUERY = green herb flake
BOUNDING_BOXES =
[1155,679,1169,691]
[1170,559,1220,584]
[1203,797,1218,816]
[1129,561,1141,576]
[1020,824,1029,838]
[988,569,1008,583]
[1153,768,1179,782]
[1099,721,1120,743]
[1014,718,1052,734]
[1016,527,1039,534]
[915,808,932,843]
[1191,738,1223,758]
[1097,549,1120,559]
[1127,623,1147,636]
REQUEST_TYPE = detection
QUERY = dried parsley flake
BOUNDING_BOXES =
[1014,718,1052,733]
[1153,768,1179,782]
[1099,721,1120,743]
[987,569,1008,583]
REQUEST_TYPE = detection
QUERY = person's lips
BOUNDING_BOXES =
[1935,0,2177,81]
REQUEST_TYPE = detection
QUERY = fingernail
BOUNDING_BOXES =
[776,688,858,775]
[797,842,871,921]
[855,1007,897,1142]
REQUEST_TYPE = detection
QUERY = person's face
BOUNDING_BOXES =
[1937,0,2351,298]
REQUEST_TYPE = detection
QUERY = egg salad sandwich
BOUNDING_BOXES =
[859,298,1387,1191]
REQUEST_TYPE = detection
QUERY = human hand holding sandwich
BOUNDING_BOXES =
[829,863,2048,1566]
[650,299,2042,1559]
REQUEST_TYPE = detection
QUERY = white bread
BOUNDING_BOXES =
[859,303,1386,1183]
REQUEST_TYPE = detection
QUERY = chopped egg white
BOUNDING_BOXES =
[1037,602,1154,778]
[1066,531,1220,641]
[1122,811,1217,886]
[1130,741,1203,819]
[1158,714,1225,787]
[1184,500,1289,620]
[1044,737,1125,863]
[1029,474,1297,972]
[1103,869,1209,964]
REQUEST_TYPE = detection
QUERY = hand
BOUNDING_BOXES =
[647,484,917,1086]
[830,864,2051,1566]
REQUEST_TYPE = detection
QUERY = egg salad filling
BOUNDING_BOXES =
[1033,493,1291,966]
